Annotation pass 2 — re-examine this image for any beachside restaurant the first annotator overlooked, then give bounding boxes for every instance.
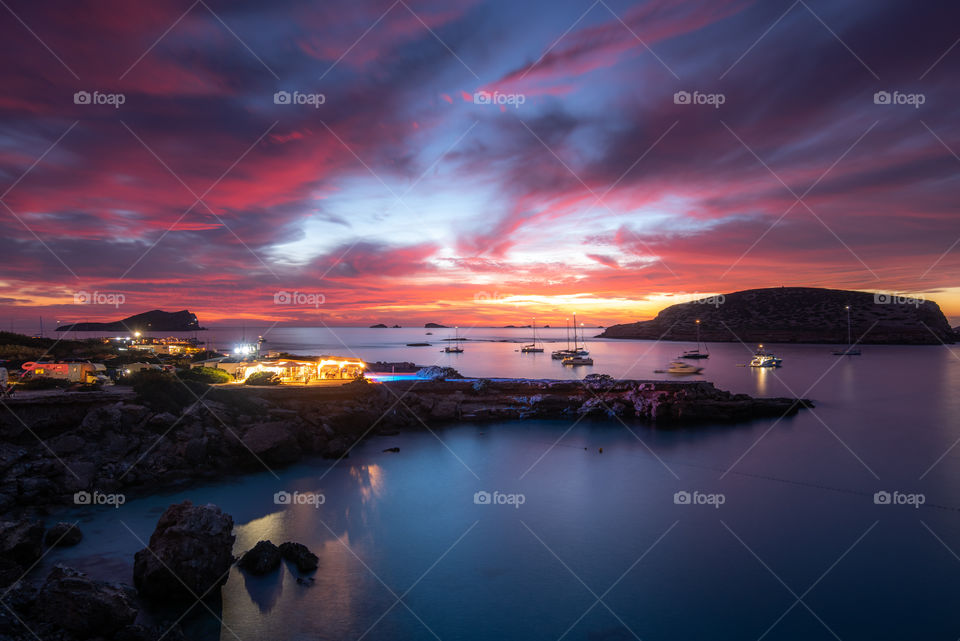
[200,356,365,384]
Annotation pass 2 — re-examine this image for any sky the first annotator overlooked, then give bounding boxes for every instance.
[1,0,959,328]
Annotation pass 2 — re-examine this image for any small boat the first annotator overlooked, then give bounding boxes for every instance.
[552,317,574,359]
[667,361,703,375]
[520,318,545,353]
[443,327,464,353]
[406,343,431,347]
[680,319,710,359]
[749,345,782,367]
[562,355,593,366]
[573,313,589,355]
[832,305,861,356]
[425,332,433,335]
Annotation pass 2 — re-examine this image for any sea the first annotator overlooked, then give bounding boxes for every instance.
[30,327,960,640]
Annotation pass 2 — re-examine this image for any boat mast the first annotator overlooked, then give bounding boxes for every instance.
[845,306,851,346]
[573,313,578,351]
[565,318,570,350]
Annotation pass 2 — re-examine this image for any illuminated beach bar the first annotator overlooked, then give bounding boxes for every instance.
[197,355,366,383]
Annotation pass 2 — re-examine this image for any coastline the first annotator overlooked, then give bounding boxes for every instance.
[0,378,811,520]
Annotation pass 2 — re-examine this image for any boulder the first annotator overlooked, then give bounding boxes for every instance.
[238,540,281,575]
[36,566,137,637]
[44,522,83,547]
[279,541,318,573]
[133,500,235,601]
[241,422,302,465]
[0,519,44,585]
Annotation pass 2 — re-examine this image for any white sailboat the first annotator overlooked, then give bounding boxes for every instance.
[552,317,574,359]
[521,318,544,353]
[443,326,464,353]
[679,319,710,359]
[832,306,861,356]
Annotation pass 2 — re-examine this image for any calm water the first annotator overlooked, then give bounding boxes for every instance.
[36,329,960,640]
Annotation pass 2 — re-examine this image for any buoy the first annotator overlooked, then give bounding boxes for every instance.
[599,447,603,453]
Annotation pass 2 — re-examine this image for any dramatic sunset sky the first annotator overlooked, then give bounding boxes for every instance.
[1,0,958,328]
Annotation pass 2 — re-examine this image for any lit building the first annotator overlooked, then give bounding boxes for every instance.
[196,356,365,383]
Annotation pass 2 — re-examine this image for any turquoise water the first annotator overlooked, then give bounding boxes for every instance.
[36,331,960,640]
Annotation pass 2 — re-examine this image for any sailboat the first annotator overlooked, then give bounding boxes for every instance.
[552,317,574,359]
[832,305,861,356]
[443,327,464,353]
[680,319,710,359]
[573,319,589,356]
[520,318,544,353]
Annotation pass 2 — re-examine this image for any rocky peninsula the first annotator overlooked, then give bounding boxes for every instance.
[599,287,955,344]
[0,376,810,519]
[56,309,204,333]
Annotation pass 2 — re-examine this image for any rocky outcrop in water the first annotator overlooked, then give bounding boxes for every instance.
[279,541,319,573]
[239,540,281,575]
[133,500,235,602]
[45,522,82,547]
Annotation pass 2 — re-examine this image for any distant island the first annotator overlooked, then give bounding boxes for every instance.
[424,323,449,328]
[57,309,204,332]
[598,287,955,345]
[370,323,388,328]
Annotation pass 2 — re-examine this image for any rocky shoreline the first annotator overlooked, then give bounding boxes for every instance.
[0,377,811,520]
[0,377,811,640]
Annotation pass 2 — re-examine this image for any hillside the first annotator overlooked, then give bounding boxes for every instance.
[56,309,203,332]
[598,288,954,345]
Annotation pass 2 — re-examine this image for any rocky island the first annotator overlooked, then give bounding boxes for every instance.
[599,287,954,344]
[57,310,204,333]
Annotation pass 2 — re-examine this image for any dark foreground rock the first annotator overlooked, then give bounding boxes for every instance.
[279,541,319,573]
[0,519,44,586]
[239,540,281,575]
[36,566,137,637]
[133,500,235,601]
[45,521,83,547]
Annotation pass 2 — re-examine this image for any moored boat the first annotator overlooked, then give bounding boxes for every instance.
[749,345,782,367]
